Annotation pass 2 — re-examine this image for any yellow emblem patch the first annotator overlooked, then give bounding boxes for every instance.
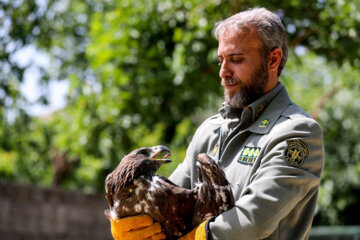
[211,143,218,156]
[284,139,309,166]
[256,102,268,118]
[238,146,261,165]
[259,118,270,128]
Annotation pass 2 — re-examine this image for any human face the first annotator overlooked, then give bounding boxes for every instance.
[217,28,269,108]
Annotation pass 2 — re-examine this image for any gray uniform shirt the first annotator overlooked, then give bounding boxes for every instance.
[169,83,324,240]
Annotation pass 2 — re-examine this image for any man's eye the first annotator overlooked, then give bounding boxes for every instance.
[217,61,223,66]
[231,58,243,63]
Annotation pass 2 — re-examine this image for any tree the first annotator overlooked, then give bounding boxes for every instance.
[1,0,360,225]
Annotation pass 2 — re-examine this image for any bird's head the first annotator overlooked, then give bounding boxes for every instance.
[106,145,172,190]
[131,145,172,177]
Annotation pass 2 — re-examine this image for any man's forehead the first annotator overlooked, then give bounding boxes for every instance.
[217,27,262,54]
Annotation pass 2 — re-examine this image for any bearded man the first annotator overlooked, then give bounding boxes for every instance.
[109,7,324,240]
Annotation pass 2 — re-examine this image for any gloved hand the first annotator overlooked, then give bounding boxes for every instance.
[110,214,166,240]
[178,220,209,240]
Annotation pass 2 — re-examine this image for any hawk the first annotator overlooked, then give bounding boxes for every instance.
[104,146,234,239]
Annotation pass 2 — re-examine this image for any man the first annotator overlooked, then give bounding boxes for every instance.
[110,7,324,240]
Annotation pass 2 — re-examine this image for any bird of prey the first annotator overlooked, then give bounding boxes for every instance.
[191,153,234,227]
[104,146,234,239]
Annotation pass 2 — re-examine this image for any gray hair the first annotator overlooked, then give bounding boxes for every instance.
[214,7,288,76]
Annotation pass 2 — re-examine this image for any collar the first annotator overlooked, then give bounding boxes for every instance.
[248,82,283,121]
[248,82,292,134]
[219,104,243,119]
[218,82,285,128]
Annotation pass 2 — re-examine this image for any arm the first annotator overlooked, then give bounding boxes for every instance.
[209,118,324,239]
[170,116,221,188]
[169,139,195,188]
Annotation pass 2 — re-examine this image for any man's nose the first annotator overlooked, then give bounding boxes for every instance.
[219,62,233,79]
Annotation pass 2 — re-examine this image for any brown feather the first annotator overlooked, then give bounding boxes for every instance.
[192,153,234,226]
[105,146,234,239]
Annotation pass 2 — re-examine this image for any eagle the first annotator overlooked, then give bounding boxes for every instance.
[104,146,234,239]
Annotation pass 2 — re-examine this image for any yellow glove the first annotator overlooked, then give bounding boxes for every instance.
[178,220,209,240]
[110,214,166,240]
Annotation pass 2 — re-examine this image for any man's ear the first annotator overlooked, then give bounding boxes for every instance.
[268,48,283,74]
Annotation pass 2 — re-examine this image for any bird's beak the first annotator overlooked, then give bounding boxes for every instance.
[150,145,172,164]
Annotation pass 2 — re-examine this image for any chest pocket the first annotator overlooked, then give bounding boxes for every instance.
[222,141,264,199]
[224,159,253,199]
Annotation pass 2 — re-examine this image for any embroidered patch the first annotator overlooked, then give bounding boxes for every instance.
[284,139,309,166]
[211,143,218,156]
[238,146,261,165]
[259,118,271,128]
[256,102,268,118]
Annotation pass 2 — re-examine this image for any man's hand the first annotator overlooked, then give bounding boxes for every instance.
[178,220,208,240]
[110,214,166,240]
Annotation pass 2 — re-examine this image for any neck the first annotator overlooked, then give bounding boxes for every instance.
[263,74,278,94]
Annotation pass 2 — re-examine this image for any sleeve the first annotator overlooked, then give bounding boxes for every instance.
[208,118,325,240]
[169,117,217,189]
[168,139,195,189]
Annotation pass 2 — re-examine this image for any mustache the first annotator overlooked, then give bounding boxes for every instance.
[221,78,241,87]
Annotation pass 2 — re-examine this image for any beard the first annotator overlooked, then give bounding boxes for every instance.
[224,60,269,109]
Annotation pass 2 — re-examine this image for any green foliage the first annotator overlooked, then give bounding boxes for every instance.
[282,50,360,225]
[281,51,332,112]
[316,75,360,225]
[1,0,360,225]
[86,0,223,130]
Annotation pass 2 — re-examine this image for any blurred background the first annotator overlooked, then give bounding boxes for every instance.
[1,0,360,239]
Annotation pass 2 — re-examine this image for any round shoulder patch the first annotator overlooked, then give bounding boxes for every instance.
[284,139,309,166]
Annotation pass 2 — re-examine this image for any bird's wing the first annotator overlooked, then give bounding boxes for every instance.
[150,175,198,237]
[192,154,234,225]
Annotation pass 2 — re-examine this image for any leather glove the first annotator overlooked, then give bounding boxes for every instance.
[110,214,166,240]
[178,219,209,240]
